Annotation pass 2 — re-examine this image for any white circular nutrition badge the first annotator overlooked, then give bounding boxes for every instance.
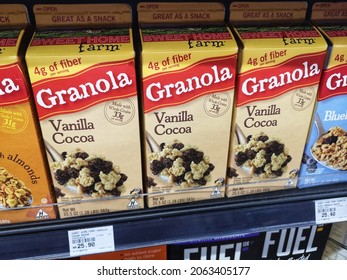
[204,91,231,118]
[104,99,135,125]
[291,86,315,111]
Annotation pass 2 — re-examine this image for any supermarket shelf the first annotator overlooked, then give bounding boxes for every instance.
[0,0,345,261]
[0,183,346,259]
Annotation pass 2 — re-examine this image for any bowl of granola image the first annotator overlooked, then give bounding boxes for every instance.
[233,126,292,178]
[311,126,347,171]
[146,134,215,188]
[0,167,33,209]
[49,148,128,198]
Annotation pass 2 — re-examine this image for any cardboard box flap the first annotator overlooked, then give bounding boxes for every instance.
[0,4,29,27]
[311,2,347,23]
[230,1,307,25]
[34,4,132,28]
[137,2,225,25]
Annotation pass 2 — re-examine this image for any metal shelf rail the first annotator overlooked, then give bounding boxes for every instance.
[0,183,346,259]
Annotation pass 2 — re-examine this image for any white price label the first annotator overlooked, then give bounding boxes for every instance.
[315,197,347,224]
[68,225,115,257]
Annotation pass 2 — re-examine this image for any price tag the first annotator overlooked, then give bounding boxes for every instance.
[68,225,115,257]
[315,197,347,224]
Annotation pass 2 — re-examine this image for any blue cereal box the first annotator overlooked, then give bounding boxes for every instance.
[298,3,347,188]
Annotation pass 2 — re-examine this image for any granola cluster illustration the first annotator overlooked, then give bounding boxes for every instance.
[51,149,128,198]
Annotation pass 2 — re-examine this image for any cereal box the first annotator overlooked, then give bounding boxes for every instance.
[138,2,238,207]
[167,224,331,260]
[226,2,328,197]
[25,4,144,218]
[0,5,56,223]
[260,224,332,260]
[81,245,167,260]
[167,232,263,260]
[298,2,347,188]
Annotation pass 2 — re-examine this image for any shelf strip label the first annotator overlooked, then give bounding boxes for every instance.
[68,225,115,257]
[315,197,347,224]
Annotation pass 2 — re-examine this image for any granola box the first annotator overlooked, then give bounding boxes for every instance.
[226,2,327,197]
[25,4,144,218]
[138,2,238,207]
[0,5,56,223]
[298,2,347,188]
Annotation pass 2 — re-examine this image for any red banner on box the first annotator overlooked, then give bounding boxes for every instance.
[236,52,326,106]
[318,64,347,101]
[32,60,137,120]
[143,55,237,113]
[0,63,29,106]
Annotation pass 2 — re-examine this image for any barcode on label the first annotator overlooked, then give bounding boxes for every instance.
[315,197,347,224]
[318,207,336,213]
[72,237,96,244]
[68,225,115,257]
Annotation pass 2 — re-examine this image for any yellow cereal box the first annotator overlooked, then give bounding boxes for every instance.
[0,5,56,224]
[226,2,328,196]
[138,2,238,207]
[25,4,144,218]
